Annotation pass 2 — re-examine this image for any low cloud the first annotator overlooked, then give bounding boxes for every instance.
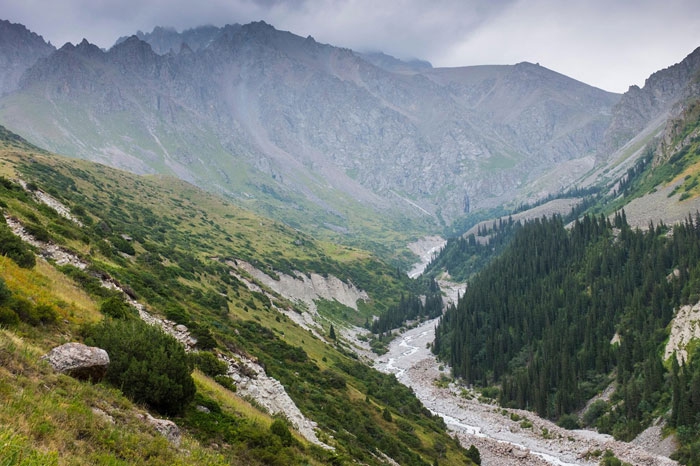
[2,0,699,92]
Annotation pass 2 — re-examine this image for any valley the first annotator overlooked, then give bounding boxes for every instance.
[1,12,700,466]
[375,318,677,466]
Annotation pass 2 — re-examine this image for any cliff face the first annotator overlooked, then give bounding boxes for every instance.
[0,19,54,96]
[1,21,619,231]
[601,46,700,160]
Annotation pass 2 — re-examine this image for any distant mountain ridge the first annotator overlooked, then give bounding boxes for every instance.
[600,46,700,160]
[0,20,626,238]
[0,19,54,96]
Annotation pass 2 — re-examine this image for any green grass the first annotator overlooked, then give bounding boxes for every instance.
[0,127,476,465]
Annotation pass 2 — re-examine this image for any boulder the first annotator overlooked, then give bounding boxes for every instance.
[41,342,109,381]
[139,413,181,446]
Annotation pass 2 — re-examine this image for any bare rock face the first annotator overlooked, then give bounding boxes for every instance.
[41,342,110,381]
[0,21,619,228]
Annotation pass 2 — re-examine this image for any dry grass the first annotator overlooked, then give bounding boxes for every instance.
[0,257,91,314]
[0,329,229,466]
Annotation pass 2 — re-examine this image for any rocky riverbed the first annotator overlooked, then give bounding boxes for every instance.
[373,318,677,466]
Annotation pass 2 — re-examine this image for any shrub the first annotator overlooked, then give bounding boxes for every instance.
[0,307,19,326]
[0,222,35,268]
[270,418,294,447]
[214,375,237,392]
[466,444,481,465]
[0,278,11,305]
[190,351,228,378]
[600,449,632,466]
[111,236,135,255]
[190,325,217,350]
[99,294,135,319]
[23,223,51,242]
[583,400,609,427]
[85,319,195,415]
[557,413,581,430]
[32,304,58,325]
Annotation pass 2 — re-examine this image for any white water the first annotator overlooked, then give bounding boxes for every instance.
[375,320,586,465]
[374,315,676,465]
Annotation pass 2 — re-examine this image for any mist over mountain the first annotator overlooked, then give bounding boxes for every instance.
[3,15,700,466]
[0,20,619,237]
[0,19,54,96]
[600,46,700,161]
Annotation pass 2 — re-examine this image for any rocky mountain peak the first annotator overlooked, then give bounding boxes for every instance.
[601,46,700,159]
[108,36,161,74]
[0,19,55,95]
[0,18,661,233]
[115,24,230,55]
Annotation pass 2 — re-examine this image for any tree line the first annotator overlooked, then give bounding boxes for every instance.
[433,212,700,453]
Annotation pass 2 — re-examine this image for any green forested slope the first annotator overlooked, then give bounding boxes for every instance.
[0,126,475,466]
[434,213,700,448]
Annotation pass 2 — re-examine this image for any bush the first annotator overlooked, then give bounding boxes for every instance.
[99,295,135,319]
[190,351,228,378]
[557,413,581,430]
[583,400,608,427]
[0,278,11,305]
[111,236,135,255]
[190,325,217,350]
[270,418,294,447]
[32,304,58,325]
[214,375,237,392]
[466,444,481,465]
[23,223,51,242]
[0,222,35,268]
[85,319,195,415]
[0,307,19,326]
[600,449,632,466]
[8,297,56,326]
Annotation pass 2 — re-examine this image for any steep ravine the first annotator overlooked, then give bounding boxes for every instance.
[371,240,678,465]
[374,319,677,466]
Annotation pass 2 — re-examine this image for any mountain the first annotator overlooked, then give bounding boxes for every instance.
[601,46,700,159]
[0,124,476,465]
[0,21,619,249]
[114,24,235,54]
[574,46,700,229]
[423,45,700,464]
[355,51,432,74]
[0,19,54,96]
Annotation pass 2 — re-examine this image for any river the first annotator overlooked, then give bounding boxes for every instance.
[371,238,678,465]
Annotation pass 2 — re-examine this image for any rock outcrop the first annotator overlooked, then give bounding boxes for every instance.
[665,300,700,363]
[139,412,182,446]
[42,342,110,381]
[220,353,332,449]
[1,21,619,228]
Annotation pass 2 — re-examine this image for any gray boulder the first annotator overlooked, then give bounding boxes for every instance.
[139,413,181,446]
[41,342,109,381]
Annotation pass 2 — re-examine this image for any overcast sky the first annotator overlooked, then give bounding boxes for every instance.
[3,0,700,93]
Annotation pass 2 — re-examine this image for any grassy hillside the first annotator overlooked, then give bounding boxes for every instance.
[0,126,476,465]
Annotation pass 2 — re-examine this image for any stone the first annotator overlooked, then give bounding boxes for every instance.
[140,413,181,446]
[41,342,109,381]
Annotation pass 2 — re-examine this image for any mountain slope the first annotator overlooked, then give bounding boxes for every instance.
[0,19,54,96]
[0,125,475,465]
[0,20,619,246]
[423,48,700,465]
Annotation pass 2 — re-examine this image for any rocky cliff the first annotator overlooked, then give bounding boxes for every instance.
[0,19,54,96]
[0,20,619,233]
[600,46,700,161]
